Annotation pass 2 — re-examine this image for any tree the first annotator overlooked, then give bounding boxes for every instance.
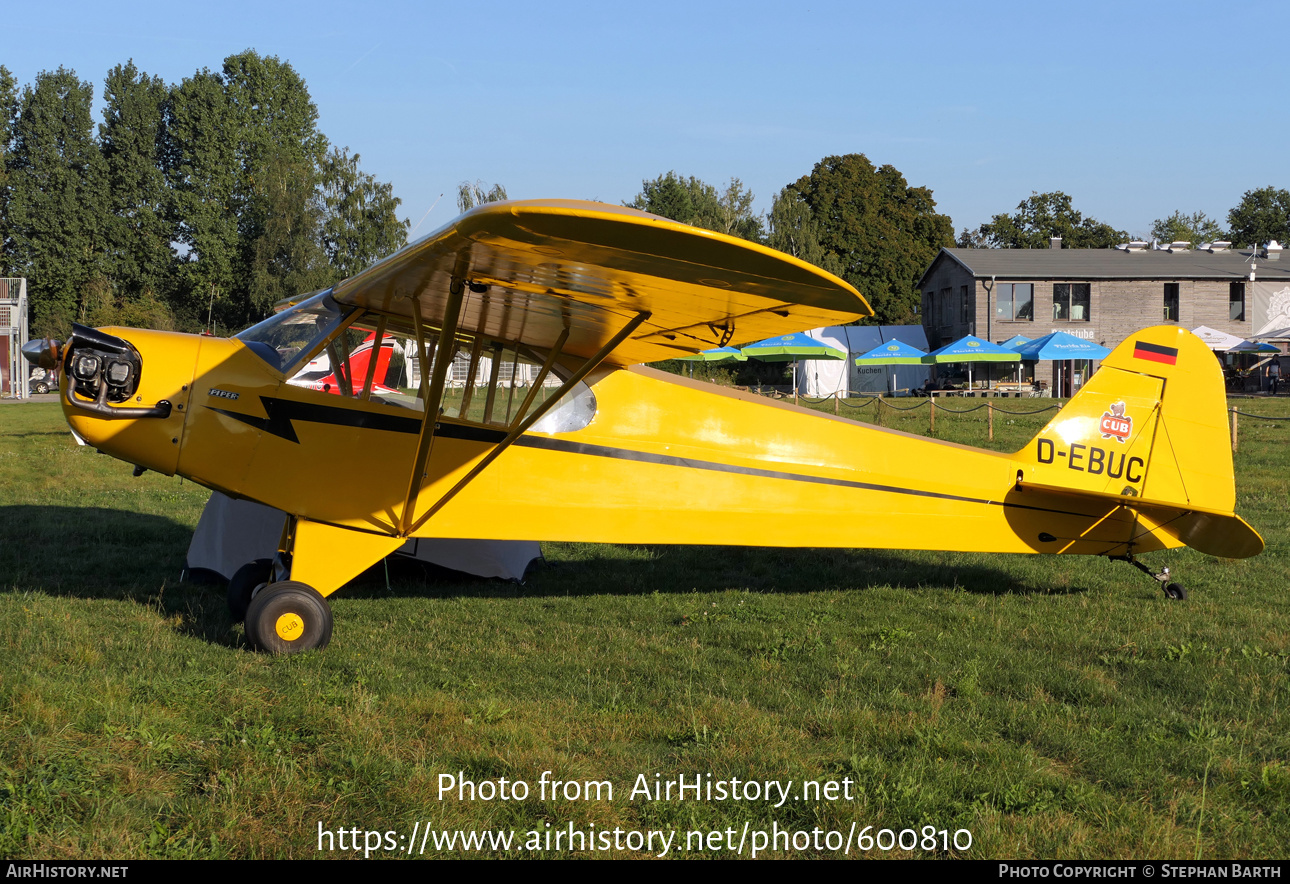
[457,180,507,213]
[319,147,408,278]
[6,67,109,336]
[1227,187,1290,248]
[965,191,1126,250]
[0,65,17,274]
[786,154,954,324]
[165,68,239,330]
[100,61,174,317]
[765,187,842,276]
[1149,210,1226,246]
[222,51,330,325]
[628,172,762,241]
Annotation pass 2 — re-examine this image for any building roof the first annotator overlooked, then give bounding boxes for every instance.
[920,247,1290,288]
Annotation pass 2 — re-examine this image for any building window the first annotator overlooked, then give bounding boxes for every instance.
[995,283,1033,321]
[1053,283,1090,321]
[1230,282,1246,321]
[960,285,971,323]
[1164,283,1180,322]
[940,287,953,326]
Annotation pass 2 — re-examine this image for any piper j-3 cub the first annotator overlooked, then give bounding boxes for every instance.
[24,200,1263,654]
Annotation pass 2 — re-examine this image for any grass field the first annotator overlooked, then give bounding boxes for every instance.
[1,394,1287,859]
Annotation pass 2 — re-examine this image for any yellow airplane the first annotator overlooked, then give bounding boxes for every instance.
[23,200,1263,654]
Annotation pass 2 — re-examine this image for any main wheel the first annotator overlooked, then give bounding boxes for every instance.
[227,558,273,622]
[244,581,333,654]
[1164,582,1188,600]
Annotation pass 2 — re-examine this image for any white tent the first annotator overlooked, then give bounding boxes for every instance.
[796,325,931,397]
[187,492,541,583]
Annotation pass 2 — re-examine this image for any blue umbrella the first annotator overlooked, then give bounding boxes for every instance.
[677,346,748,363]
[1012,332,1110,397]
[999,334,1032,350]
[741,332,846,396]
[854,339,928,365]
[855,339,928,393]
[1012,332,1110,362]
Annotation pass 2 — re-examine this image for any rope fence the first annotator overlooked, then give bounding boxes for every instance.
[787,392,1064,441]
[778,391,1285,451]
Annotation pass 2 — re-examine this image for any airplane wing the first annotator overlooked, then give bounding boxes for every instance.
[329,199,871,366]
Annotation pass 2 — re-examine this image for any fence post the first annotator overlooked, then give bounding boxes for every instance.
[988,400,994,442]
[1231,406,1238,453]
[835,391,840,415]
[929,397,936,434]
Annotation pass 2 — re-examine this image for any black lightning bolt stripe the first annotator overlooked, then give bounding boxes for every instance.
[208,397,423,443]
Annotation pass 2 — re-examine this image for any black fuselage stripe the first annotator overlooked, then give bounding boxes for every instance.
[211,404,1086,518]
[511,434,1084,516]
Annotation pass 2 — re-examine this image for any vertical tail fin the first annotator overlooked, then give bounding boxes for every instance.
[1012,326,1261,558]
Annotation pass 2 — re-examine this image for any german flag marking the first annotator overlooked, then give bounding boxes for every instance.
[1133,341,1178,365]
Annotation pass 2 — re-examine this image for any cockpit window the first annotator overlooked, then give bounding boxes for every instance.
[235,291,353,374]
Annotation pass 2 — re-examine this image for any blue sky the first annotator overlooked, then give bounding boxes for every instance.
[6,0,1286,240]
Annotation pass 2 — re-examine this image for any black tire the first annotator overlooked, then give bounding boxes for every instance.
[244,581,333,654]
[1164,582,1188,600]
[227,558,273,622]
[33,382,49,394]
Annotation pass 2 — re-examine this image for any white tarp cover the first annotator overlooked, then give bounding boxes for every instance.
[1253,282,1290,338]
[797,325,931,396]
[187,492,541,582]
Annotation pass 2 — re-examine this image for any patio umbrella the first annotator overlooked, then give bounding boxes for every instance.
[854,339,928,393]
[1012,332,1110,397]
[1190,326,1246,352]
[1229,340,1280,354]
[676,345,747,377]
[741,332,846,396]
[677,346,748,362]
[921,335,1019,390]
[999,334,1032,350]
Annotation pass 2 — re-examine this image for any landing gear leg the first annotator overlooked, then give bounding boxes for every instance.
[1110,554,1187,600]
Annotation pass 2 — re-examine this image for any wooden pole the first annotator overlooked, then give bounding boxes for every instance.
[834,391,840,415]
[1231,406,1238,453]
[930,397,936,434]
[988,400,994,442]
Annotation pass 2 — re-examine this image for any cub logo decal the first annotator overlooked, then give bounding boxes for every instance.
[1100,401,1131,443]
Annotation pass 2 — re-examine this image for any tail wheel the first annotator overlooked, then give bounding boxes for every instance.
[227,558,273,622]
[244,581,333,654]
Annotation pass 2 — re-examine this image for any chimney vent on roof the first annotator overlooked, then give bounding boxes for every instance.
[1167,241,1192,252]
[1265,240,1283,260]
[1204,241,1232,253]
[1050,237,1062,250]
[1117,241,1150,251]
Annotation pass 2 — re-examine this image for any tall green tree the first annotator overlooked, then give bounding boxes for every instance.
[320,147,408,278]
[0,65,18,275]
[456,180,508,213]
[222,50,330,325]
[962,191,1126,250]
[1227,187,1290,248]
[100,61,173,318]
[1148,210,1226,246]
[787,154,953,324]
[628,172,762,241]
[765,187,842,276]
[165,68,239,330]
[6,67,109,336]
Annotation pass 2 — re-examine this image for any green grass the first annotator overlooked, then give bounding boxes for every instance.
[1,396,1288,859]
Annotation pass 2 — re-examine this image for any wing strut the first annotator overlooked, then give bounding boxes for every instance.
[399,276,465,535]
[406,310,651,535]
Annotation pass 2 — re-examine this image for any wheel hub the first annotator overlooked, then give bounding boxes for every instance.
[275,612,305,641]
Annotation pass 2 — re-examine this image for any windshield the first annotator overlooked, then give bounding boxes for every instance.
[235,291,352,374]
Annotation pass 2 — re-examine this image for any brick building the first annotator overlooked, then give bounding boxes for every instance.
[917,241,1290,393]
